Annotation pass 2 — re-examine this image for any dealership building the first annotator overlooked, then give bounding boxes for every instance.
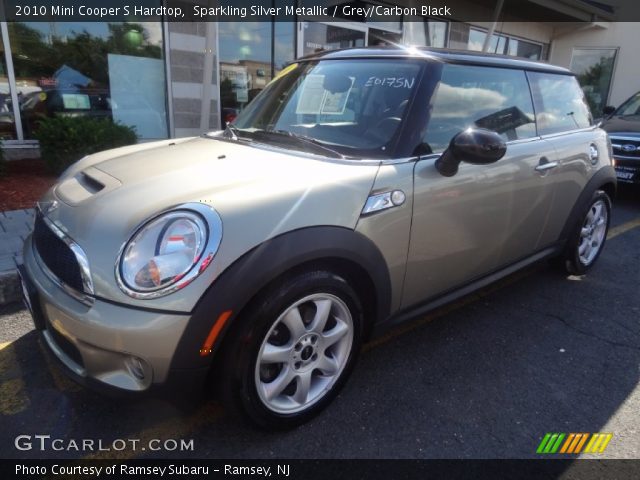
[0,0,635,155]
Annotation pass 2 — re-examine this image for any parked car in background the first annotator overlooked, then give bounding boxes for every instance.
[600,91,640,185]
[19,47,616,429]
[20,88,111,138]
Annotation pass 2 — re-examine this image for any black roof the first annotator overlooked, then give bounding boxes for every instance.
[299,46,571,75]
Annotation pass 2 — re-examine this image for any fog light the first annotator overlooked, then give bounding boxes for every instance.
[127,356,147,380]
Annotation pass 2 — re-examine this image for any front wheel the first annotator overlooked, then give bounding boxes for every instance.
[219,270,363,429]
[562,190,611,275]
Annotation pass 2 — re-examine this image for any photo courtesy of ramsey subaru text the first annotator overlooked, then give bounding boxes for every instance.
[18,47,616,429]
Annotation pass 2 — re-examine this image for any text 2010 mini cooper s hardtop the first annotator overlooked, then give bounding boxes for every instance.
[19,47,616,428]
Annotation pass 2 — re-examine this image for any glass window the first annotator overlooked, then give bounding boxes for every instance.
[219,22,274,124]
[616,92,640,116]
[423,64,537,153]
[231,59,422,158]
[570,48,617,116]
[529,72,593,135]
[8,21,168,140]
[448,24,543,60]
[404,19,447,48]
[468,28,507,55]
[0,32,17,140]
[219,19,295,126]
[301,22,365,57]
[274,22,295,74]
[508,38,543,60]
[448,22,470,50]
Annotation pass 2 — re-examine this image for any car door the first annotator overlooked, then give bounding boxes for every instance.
[401,64,556,308]
[526,71,599,245]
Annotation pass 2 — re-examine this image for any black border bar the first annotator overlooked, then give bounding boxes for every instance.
[1,0,640,22]
[2,459,640,480]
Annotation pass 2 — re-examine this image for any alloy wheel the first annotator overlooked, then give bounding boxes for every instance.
[254,293,354,414]
[578,199,608,266]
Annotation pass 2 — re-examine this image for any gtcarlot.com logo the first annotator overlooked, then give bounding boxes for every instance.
[536,432,613,454]
[14,435,194,452]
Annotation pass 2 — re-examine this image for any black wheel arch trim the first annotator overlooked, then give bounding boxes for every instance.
[169,226,392,371]
[558,165,617,244]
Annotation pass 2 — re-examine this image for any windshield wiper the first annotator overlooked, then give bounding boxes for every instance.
[223,123,243,141]
[261,129,345,159]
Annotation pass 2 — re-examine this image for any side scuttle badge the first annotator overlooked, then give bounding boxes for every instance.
[362,190,406,216]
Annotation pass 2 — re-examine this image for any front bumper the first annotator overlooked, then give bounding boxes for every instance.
[20,235,206,396]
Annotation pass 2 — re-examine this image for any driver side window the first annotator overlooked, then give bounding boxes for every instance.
[424,64,537,153]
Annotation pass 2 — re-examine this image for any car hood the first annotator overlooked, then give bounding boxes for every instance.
[601,115,640,135]
[39,136,381,310]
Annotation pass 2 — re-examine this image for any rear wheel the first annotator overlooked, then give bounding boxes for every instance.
[562,190,611,275]
[219,270,363,429]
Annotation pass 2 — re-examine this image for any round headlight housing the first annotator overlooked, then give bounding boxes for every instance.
[118,210,212,297]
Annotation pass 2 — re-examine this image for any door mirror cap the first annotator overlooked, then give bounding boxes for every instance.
[435,128,507,177]
[602,105,616,117]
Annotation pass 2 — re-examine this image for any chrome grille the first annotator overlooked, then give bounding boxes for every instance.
[610,137,640,159]
[33,213,85,292]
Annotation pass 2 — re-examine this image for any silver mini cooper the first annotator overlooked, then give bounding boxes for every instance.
[19,47,616,429]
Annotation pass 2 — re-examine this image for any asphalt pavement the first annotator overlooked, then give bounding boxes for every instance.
[1,187,639,460]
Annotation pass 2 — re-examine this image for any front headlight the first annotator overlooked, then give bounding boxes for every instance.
[117,204,222,299]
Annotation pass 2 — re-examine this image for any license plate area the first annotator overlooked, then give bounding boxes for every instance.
[616,171,635,180]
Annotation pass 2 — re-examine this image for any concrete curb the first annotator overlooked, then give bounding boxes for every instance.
[0,208,34,306]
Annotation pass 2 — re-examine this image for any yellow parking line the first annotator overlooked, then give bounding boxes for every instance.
[608,217,640,240]
[0,342,11,350]
[0,343,30,415]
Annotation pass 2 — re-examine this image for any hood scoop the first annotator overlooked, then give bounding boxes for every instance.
[55,167,121,206]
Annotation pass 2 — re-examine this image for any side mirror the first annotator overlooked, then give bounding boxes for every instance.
[602,105,616,117]
[435,128,507,177]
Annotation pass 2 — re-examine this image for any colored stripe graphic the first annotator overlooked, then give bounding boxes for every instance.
[538,433,613,454]
[537,433,566,454]
[573,433,589,454]
[550,434,565,453]
[559,433,575,453]
[537,433,552,454]
[584,433,613,454]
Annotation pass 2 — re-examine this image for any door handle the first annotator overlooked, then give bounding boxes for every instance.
[535,158,558,172]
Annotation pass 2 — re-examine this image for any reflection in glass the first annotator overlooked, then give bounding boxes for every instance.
[615,92,640,116]
[219,18,296,126]
[301,22,365,57]
[570,48,617,115]
[8,21,168,140]
[469,29,507,54]
[404,20,447,48]
[424,64,537,152]
[232,59,422,158]
[0,33,17,140]
[529,72,593,135]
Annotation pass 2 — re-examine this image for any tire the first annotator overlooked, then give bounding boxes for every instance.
[218,270,363,429]
[562,189,611,275]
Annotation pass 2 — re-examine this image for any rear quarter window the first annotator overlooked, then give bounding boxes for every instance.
[528,72,593,136]
[423,64,537,153]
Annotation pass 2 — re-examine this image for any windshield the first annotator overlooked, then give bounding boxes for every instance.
[231,59,423,159]
[616,92,640,116]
